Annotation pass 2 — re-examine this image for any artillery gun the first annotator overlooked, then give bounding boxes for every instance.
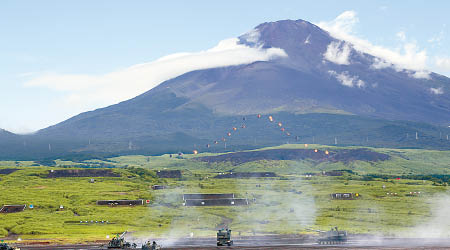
[317,227,347,244]
[216,228,233,246]
[107,231,137,249]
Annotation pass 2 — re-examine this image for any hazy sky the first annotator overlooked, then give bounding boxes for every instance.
[1,0,449,133]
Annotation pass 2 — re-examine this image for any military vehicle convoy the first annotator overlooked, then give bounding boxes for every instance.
[317,227,347,244]
[105,232,160,250]
[216,228,233,246]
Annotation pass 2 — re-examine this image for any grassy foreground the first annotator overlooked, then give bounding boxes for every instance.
[0,144,449,243]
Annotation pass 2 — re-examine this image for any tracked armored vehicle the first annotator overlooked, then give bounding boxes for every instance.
[317,227,347,244]
[217,228,233,246]
[107,232,137,249]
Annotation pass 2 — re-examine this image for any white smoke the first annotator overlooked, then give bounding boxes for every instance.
[408,194,450,238]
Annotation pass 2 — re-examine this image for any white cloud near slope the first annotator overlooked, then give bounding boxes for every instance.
[323,41,351,65]
[317,11,430,78]
[328,70,365,88]
[25,38,287,113]
[430,87,444,95]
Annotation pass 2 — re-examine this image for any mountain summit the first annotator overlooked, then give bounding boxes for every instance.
[153,19,449,124]
[2,19,450,158]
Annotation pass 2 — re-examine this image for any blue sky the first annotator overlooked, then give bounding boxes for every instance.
[1,0,449,133]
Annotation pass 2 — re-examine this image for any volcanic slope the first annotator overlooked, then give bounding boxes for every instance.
[2,19,450,158]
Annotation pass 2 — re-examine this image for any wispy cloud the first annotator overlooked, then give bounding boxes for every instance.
[435,57,450,71]
[328,70,365,88]
[24,38,287,118]
[323,41,351,65]
[428,29,445,46]
[396,31,406,41]
[317,11,430,79]
[430,87,444,95]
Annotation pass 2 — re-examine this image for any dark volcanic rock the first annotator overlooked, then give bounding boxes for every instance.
[196,148,390,165]
[214,172,277,178]
[0,168,20,175]
[156,170,182,178]
[47,169,120,178]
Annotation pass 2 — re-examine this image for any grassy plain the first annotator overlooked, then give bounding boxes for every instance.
[0,144,449,243]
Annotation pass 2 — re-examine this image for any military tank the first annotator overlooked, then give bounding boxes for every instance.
[317,227,347,244]
[217,228,233,246]
[0,242,19,250]
[106,232,137,249]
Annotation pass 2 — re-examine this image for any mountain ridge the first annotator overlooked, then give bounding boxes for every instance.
[1,19,449,159]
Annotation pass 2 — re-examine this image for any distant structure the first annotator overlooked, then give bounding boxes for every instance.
[151,185,166,190]
[182,193,248,206]
[96,200,144,206]
[1,205,26,213]
[330,193,360,200]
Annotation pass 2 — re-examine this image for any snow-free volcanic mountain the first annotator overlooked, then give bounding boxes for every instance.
[2,19,450,159]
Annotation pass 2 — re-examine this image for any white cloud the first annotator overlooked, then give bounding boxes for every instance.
[328,70,365,88]
[430,87,444,95]
[323,41,351,65]
[24,38,287,118]
[317,11,430,79]
[428,30,445,45]
[436,57,450,71]
[371,58,393,69]
[240,29,261,45]
[410,70,431,79]
[396,31,406,41]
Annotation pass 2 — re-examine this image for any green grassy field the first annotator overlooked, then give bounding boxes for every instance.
[0,144,449,243]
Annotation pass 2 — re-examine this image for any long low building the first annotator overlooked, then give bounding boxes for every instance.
[183,193,234,200]
[0,205,26,213]
[183,198,248,206]
[96,200,144,206]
